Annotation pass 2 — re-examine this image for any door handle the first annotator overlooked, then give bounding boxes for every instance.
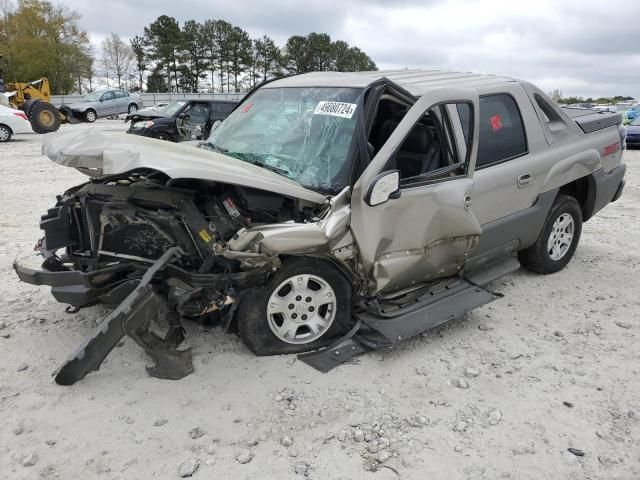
[517,173,533,188]
[463,195,472,210]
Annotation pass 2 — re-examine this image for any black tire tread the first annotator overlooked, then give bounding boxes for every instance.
[237,257,353,355]
[28,102,61,134]
[518,194,582,274]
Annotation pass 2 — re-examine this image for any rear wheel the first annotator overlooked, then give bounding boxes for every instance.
[518,194,582,274]
[84,109,97,123]
[28,102,61,133]
[128,103,138,114]
[237,258,353,355]
[0,124,12,142]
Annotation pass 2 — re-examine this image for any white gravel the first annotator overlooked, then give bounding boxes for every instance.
[0,121,639,479]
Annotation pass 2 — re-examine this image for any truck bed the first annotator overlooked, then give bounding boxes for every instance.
[562,107,622,134]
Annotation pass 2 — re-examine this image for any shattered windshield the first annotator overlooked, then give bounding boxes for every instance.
[206,87,363,193]
[160,101,187,116]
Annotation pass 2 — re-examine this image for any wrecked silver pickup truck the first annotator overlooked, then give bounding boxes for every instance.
[14,70,626,385]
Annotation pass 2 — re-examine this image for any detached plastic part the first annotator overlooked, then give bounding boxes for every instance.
[53,247,193,385]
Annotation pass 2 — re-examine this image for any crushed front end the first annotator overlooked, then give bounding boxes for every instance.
[14,168,320,384]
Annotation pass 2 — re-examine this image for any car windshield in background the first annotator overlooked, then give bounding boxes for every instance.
[206,87,363,194]
[82,92,104,102]
[160,101,187,116]
[630,117,640,126]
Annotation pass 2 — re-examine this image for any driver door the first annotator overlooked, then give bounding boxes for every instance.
[99,91,117,116]
[351,88,481,294]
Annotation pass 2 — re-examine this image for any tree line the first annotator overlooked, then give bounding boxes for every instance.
[549,89,635,105]
[0,0,93,94]
[0,0,377,94]
[106,16,377,93]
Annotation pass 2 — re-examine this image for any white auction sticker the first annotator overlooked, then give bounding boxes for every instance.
[314,101,357,119]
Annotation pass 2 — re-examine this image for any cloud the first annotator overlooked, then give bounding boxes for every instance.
[58,0,640,98]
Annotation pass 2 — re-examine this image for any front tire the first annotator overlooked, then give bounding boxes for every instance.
[84,109,97,123]
[519,194,582,274]
[28,102,61,133]
[237,258,353,355]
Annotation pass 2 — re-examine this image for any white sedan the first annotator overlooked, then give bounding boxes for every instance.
[0,104,32,142]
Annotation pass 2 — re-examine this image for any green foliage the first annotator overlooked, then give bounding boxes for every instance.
[0,0,93,94]
[139,16,377,93]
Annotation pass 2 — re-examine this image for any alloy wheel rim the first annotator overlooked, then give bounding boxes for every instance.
[0,127,9,140]
[267,274,337,344]
[547,213,575,261]
[86,111,96,121]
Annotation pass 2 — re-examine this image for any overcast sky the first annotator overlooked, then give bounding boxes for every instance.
[59,0,640,99]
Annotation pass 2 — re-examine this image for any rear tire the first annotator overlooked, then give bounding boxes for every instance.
[518,194,582,274]
[84,109,97,123]
[128,103,138,114]
[0,124,12,142]
[237,257,353,355]
[28,102,61,133]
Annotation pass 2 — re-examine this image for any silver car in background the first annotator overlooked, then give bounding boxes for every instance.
[60,89,143,123]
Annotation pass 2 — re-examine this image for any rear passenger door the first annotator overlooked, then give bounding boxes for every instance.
[114,91,129,114]
[464,87,544,225]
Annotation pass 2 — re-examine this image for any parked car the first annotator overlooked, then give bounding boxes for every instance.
[0,104,32,141]
[61,89,143,123]
[16,70,626,385]
[625,117,640,148]
[125,99,237,142]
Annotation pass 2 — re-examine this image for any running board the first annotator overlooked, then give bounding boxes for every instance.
[357,279,499,343]
[299,257,518,372]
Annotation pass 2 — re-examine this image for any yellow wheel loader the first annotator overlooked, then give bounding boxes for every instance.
[3,77,82,133]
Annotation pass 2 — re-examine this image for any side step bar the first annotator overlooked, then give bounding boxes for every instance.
[299,256,519,372]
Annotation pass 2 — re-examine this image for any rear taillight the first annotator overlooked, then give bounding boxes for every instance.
[13,111,28,120]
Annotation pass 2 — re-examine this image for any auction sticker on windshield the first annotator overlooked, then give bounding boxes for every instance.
[314,101,357,119]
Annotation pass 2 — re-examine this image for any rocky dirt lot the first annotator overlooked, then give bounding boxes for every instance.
[0,121,638,480]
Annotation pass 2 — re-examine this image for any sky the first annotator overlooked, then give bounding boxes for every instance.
[58,0,640,99]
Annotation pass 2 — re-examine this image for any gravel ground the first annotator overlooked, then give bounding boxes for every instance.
[1,121,638,480]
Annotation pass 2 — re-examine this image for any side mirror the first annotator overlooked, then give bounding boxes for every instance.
[178,112,190,120]
[366,170,400,206]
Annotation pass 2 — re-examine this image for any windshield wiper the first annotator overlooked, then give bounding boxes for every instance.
[204,143,228,154]
[225,152,291,177]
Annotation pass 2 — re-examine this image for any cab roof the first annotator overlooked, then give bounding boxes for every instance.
[265,69,518,97]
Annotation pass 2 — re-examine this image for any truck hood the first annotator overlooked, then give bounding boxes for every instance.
[126,107,170,122]
[41,129,327,204]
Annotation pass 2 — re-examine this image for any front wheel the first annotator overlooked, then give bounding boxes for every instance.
[518,194,583,274]
[237,258,353,355]
[84,109,97,123]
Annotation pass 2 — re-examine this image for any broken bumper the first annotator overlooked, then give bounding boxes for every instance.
[14,254,272,308]
[13,255,138,306]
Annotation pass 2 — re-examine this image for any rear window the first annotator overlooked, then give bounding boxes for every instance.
[475,94,527,168]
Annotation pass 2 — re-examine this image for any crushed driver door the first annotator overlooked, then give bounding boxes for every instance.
[351,88,482,294]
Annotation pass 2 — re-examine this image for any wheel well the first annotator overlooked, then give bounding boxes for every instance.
[128,102,137,108]
[558,175,597,221]
[0,123,13,134]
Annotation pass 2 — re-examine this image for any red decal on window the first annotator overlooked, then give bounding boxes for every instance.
[241,102,254,113]
[490,115,502,131]
[603,143,620,156]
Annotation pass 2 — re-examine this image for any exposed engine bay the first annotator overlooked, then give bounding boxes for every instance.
[24,168,358,384]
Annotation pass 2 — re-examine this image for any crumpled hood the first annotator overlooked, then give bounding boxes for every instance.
[42,129,327,204]
[126,107,169,122]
